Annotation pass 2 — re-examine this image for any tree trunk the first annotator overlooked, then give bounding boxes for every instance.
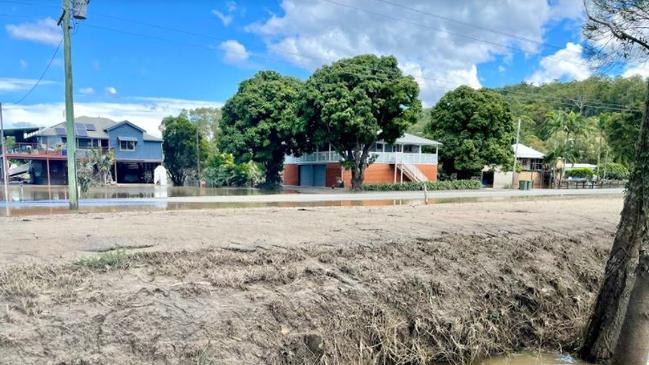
[611,253,649,365]
[350,145,370,191]
[351,162,366,191]
[581,78,649,363]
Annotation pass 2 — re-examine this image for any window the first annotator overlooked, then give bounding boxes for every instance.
[120,140,136,151]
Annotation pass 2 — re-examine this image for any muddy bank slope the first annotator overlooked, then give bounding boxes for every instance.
[0,228,610,364]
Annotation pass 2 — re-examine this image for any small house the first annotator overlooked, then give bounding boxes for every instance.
[283,133,441,188]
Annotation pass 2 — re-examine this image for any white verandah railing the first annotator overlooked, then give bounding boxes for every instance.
[285,151,438,165]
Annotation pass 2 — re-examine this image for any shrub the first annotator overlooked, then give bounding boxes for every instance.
[565,168,594,179]
[203,153,261,187]
[360,179,482,191]
[597,162,629,180]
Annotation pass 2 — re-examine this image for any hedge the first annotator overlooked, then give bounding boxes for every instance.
[565,167,594,179]
[598,162,629,180]
[360,180,482,191]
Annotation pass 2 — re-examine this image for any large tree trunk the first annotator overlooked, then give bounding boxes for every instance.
[581,78,649,364]
[350,145,370,191]
[611,254,649,365]
[350,162,366,191]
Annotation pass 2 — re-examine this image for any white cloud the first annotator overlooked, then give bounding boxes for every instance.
[79,87,95,95]
[105,87,118,97]
[19,59,28,69]
[0,77,54,92]
[212,10,233,26]
[622,63,649,78]
[2,97,223,138]
[246,0,581,105]
[5,17,62,46]
[498,65,506,72]
[526,42,591,85]
[219,40,249,64]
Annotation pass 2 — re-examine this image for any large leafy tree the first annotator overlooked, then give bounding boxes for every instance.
[219,71,303,187]
[605,110,643,166]
[300,54,421,190]
[427,86,514,178]
[162,115,208,186]
[579,1,649,364]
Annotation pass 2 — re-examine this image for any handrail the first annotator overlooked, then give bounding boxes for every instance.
[285,151,438,165]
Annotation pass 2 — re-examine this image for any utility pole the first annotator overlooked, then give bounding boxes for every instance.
[511,118,521,188]
[0,103,9,204]
[60,0,78,209]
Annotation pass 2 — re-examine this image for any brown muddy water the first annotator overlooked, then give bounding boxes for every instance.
[0,184,619,217]
[475,352,591,364]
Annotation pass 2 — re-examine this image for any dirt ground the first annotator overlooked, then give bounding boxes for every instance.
[0,196,623,364]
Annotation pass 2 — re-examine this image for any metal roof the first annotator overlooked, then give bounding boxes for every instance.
[391,133,441,146]
[512,143,544,159]
[28,116,161,142]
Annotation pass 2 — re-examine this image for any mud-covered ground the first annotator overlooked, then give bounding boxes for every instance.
[0,197,622,364]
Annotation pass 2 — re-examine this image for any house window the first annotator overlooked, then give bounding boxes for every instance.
[120,140,136,151]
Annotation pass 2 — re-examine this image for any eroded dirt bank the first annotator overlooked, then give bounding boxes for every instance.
[0,220,613,364]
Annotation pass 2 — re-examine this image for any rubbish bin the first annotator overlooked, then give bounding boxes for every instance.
[519,180,527,190]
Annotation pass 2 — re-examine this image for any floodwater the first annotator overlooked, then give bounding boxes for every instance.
[475,352,591,364]
[0,184,621,217]
[0,184,282,201]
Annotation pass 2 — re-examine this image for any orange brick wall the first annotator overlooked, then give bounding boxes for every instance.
[325,163,341,187]
[415,164,438,182]
[283,164,299,186]
[286,162,438,188]
[514,171,543,188]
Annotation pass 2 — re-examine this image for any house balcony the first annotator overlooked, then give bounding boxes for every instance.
[285,151,438,165]
[4,142,112,160]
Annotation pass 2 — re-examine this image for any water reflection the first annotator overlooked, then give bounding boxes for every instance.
[0,184,287,202]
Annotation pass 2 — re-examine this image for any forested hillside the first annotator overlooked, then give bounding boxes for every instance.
[411,76,645,168]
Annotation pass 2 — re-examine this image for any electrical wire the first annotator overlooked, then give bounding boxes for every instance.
[368,0,565,51]
[11,39,62,105]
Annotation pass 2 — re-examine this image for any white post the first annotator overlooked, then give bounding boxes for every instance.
[400,145,404,184]
[0,103,9,205]
[511,118,521,189]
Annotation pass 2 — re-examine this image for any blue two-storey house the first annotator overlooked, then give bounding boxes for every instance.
[13,116,163,184]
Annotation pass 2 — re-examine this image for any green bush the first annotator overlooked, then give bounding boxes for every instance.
[360,179,482,191]
[565,167,594,179]
[203,153,261,187]
[597,162,629,180]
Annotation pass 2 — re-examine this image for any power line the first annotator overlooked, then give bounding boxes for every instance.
[318,0,518,53]
[12,39,62,105]
[369,0,564,51]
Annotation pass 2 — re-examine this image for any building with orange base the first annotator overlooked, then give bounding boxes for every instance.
[283,133,441,188]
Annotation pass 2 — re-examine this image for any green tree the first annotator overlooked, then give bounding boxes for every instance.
[162,115,208,185]
[300,54,421,190]
[219,71,303,187]
[604,111,642,166]
[88,148,115,185]
[427,86,514,178]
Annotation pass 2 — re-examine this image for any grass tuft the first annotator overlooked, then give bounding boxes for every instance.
[74,249,130,271]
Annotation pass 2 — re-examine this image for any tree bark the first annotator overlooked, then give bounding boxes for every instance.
[581,78,649,363]
[611,253,649,365]
[352,146,369,191]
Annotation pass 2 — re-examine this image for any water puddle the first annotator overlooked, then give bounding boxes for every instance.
[475,352,591,364]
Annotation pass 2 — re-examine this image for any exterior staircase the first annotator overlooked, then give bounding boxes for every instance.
[396,163,429,182]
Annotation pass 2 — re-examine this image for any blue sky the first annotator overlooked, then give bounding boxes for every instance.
[0,0,644,135]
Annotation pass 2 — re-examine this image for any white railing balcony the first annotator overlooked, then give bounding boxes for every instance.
[285,151,438,165]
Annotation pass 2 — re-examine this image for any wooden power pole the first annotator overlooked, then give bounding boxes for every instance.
[61,0,79,209]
